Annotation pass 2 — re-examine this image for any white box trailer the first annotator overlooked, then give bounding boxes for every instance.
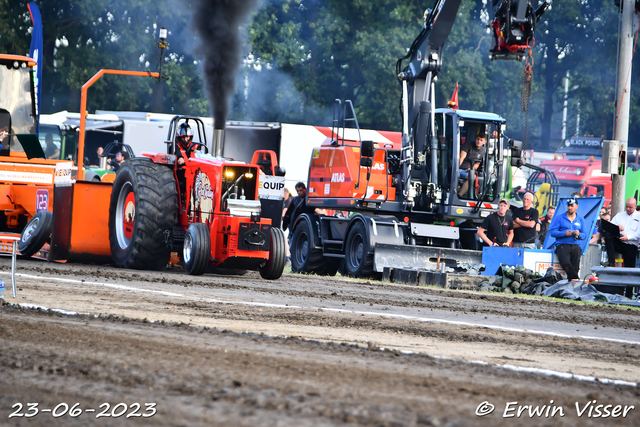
[42,110,403,194]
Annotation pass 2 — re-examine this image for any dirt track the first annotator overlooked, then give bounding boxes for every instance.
[1,258,639,426]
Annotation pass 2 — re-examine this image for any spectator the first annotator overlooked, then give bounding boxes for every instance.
[604,197,640,268]
[538,205,555,248]
[44,133,60,159]
[590,212,610,245]
[477,198,514,247]
[548,197,587,281]
[512,192,539,248]
[282,182,310,232]
[282,182,325,233]
[109,151,125,172]
[91,146,104,167]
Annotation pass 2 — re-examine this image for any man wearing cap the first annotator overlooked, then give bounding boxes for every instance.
[604,197,640,268]
[548,197,587,281]
[512,192,539,249]
[458,129,486,197]
[477,198,514,247]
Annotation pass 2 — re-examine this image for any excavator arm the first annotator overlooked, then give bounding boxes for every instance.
[396,0,549,213]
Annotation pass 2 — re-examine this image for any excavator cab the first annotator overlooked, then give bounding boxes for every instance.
[429,109,507,220]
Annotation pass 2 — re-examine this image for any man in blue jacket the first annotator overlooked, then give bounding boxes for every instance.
[548,197,587,281]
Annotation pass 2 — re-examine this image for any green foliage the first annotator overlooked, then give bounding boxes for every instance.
[247,0,419,128]
[0,0,638,150]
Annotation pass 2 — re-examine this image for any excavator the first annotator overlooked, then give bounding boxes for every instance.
[288,0,550,278]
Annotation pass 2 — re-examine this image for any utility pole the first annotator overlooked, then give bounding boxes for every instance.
[561,71,569,142]
[612,0,636,216]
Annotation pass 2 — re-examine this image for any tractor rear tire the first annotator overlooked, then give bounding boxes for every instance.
[109,158,178,270]
[18,210,53,258]
[259,227,286,280]
[183,223,210,276]
[344,221,376,278]
[290,219,333,275]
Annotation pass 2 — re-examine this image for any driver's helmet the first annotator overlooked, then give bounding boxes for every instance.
[176,123,194,149]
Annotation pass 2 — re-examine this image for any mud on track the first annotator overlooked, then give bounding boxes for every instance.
[0,258,639,426]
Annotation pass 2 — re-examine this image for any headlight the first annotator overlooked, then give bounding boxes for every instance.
[224,170,234,179]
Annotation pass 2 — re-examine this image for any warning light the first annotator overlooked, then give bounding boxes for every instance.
[403,217,409,223]
[450,221,455,227]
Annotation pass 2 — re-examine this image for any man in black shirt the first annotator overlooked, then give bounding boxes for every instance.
[458,129,487,197]
[477,198,514,247]
[282,182,311,232]
[512,192,539,248]
[109,151,125,172]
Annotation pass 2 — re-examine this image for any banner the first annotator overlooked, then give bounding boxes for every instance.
[28,2,43,132]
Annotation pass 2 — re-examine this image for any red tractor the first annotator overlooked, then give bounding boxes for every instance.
[108,116,286,279]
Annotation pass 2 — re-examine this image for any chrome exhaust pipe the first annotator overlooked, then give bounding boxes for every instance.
[213,128,224,158]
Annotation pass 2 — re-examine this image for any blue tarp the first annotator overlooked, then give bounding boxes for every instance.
[542,197,604,254]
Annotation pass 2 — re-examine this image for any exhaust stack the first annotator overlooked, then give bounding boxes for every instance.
[213,127,224,158]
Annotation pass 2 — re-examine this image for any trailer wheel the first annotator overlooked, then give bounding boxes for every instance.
[290,220,329,274]
[18,210,53,258]
[109,158,178,270]
[259,227,286,280]
[183,223,210,276]
[344,221,375,278]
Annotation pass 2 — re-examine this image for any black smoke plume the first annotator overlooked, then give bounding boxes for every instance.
[193,0,260,129]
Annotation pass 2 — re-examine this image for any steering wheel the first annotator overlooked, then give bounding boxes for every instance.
[191,142,208,153]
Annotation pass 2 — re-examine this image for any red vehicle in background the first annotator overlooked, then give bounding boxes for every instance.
[530,136,640,207]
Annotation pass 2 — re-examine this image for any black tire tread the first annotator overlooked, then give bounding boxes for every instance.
[290,219,334,275]
[259,227,286,280]
[345,221,375,278]
[18,210,53,258]
[184,223,210,275]
[109,158,178,270]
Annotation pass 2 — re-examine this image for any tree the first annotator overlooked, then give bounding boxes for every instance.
[1,0,203,115]
[533,0,620,150]
[247,0,423,128]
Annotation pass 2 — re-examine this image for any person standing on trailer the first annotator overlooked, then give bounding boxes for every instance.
[477,198,514,247]
[512,192,539,249]
[548,197,587,281]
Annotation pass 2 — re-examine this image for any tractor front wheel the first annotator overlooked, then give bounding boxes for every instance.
[183,223,210,275]
[259,227,286,280]
[109,158,178,270]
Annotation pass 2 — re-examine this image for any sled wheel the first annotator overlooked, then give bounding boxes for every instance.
[18,210,53,258]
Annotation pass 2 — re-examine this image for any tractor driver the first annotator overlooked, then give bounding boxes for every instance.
[458,129,486,198]
[176,123,194,166]
[175,123,194,206]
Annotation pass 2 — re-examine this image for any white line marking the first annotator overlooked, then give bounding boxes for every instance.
[7,272,640,345]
